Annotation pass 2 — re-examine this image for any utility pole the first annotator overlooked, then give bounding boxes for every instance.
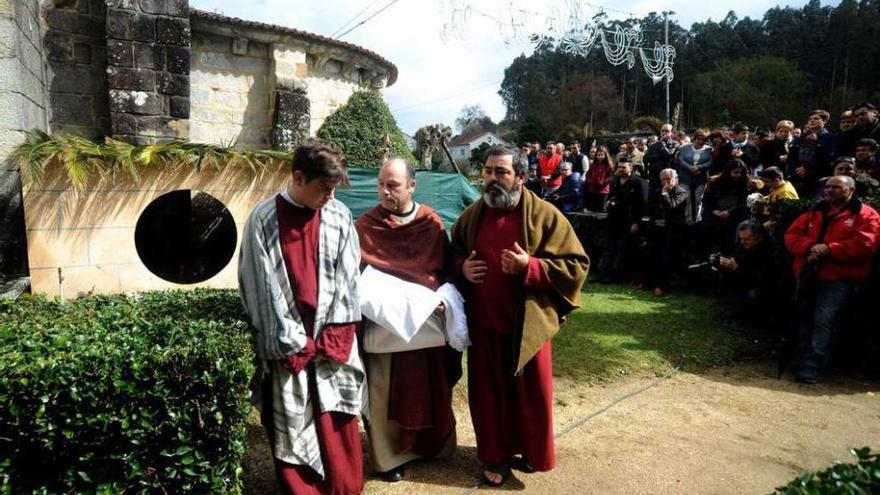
[664,11,670,124]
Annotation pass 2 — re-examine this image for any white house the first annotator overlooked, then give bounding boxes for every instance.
[447,130,507,162]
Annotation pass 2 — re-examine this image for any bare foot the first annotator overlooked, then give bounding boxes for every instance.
[484,469,502,485]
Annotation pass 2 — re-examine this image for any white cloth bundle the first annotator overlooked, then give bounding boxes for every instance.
[358,266,470,353]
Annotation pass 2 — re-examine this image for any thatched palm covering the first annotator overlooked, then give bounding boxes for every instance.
[11,130,292,188]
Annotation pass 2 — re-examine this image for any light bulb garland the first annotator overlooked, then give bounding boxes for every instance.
[440,0,675,83]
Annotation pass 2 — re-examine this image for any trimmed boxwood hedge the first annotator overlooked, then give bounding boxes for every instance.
[0,289,253,494]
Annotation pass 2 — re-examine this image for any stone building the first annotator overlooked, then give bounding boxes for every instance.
[0,0,397,297]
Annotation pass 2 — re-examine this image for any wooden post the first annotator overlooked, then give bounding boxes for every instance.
[440,138,464,176]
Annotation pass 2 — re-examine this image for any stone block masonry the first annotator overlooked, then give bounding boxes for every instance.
[0,0,48,281]
[189,30,272,147]
[105,0,191,144]
[43,0,109,138]
[24,161,291,297]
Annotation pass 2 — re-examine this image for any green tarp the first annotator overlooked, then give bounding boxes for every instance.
[335,167,481,228]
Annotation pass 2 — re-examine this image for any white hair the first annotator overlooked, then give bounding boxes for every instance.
[659,168,678,179]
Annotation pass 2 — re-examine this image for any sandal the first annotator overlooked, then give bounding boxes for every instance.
[482,463,512,487]
[510,456,535,474]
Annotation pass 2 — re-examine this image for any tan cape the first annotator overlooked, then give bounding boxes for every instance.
[450,188,590,374]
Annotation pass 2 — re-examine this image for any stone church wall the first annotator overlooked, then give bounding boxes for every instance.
[189,30,273,147]
[0,0,47,283]
[43,0,109,139]
[4,0,397,297]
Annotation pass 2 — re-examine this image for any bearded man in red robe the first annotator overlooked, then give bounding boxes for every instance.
[451,145,589,487]
[355,157,461,482]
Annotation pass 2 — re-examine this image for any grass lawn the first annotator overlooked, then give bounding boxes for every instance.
[552,283,766,383]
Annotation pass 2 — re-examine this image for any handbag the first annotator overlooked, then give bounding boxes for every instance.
[362,312,446,354]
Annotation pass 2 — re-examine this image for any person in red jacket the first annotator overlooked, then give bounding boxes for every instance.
[784,175,880,383]
[538,143,563,195]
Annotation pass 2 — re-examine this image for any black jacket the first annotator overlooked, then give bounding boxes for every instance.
[644,139,680,189]
[722,141,760,172]
[836,119,880,158]
[729,241,781,292]
[655,184,689,227]
[788,129,833,180]
[759,138,792,170]
[607,174,648,226]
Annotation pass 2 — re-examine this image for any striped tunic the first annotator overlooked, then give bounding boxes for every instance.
[238,194,365,478]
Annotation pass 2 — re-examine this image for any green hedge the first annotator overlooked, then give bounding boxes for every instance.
[317,90,415,166]
[769,191,880,236]
[0,289,254,494]
[771,447,880,494]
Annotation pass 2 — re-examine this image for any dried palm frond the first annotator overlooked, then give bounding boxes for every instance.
[10,130,297,187]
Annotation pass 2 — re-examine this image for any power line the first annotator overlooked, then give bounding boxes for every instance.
[390,79,504,114]
[335,0,404,40]
[329,0,385,38]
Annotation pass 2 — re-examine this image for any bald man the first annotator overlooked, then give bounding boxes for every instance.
[355,158,461,482]
[785,175,880,383]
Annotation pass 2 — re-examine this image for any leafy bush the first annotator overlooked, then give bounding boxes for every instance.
[631,116,663,134]
[317,90,415,166]
[771,447,880,494]
[0,289,254,494]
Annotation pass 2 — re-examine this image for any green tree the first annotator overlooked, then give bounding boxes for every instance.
[455,105,497,133]
[317,90,414,166]
[469,142,492,168]
[498,0,880,131]
[691,57,810,128]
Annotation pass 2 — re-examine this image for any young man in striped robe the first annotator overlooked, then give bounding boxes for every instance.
[238,138,365,495]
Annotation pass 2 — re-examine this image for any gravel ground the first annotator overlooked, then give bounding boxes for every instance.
[243,362,880,494]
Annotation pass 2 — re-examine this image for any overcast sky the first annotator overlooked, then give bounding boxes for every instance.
[189,0,834,136]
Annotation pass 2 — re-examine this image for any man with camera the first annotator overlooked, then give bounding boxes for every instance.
[784,175,880,383]
[715,220,781,324]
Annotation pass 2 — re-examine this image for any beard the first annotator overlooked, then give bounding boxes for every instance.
[482,180,522,210]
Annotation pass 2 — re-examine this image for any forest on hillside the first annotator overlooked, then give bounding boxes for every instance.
[499,0,880,141]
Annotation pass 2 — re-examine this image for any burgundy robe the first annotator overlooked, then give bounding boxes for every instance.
[467,203,556,471]
[356,205,461,458]
[261,194,362,495]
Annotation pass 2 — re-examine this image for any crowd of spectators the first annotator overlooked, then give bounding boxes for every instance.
[521,102,880,384]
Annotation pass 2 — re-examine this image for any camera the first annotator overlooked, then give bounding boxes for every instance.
[688,252,722,272]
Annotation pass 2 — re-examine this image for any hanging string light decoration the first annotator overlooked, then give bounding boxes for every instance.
[600,26,639,68]
[640,41,676,83]
[439,0,676,83]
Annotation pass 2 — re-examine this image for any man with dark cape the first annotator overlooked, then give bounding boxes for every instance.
[238,139,365,495]
[451,146,590,486]
[355,157,461,482]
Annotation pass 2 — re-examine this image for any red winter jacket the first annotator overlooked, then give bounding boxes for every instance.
[785,198,880,283]
[539,153,562,188]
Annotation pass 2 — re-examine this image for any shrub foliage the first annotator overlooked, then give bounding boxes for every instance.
[0,289,253,494]
[771,447,880,495]
[317,90,415,166]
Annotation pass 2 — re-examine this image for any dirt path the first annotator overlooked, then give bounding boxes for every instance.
[243,362,880,494]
